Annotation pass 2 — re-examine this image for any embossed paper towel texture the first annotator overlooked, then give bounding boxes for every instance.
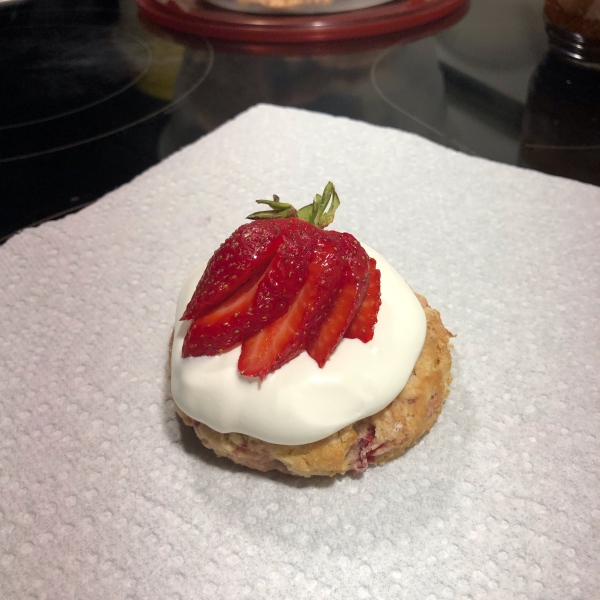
[1,105,599,600]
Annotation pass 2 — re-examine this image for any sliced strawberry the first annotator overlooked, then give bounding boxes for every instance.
[345,258,381,343]
[298,241,345,345]
[306,232,370,367]
[181,221,285,321]
[179,182,383,375]
[182,269,264,358]
[238,239,344,380]
[252,220,315,321]
[182,220,316,357]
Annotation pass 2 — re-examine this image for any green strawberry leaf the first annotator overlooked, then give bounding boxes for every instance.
[247,183,340,229]
[247,196,298,220]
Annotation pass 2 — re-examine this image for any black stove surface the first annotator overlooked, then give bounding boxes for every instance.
[1,0,597,242]
[1,2,211,240]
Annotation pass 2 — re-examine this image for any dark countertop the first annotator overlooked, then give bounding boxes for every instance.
[1,0,598,242]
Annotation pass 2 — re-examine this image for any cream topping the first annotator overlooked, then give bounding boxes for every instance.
[170,246,426,445]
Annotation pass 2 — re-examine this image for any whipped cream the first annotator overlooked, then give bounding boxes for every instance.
[171,246,426,445]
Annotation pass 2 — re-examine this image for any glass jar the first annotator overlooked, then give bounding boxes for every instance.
[544,0,600,65]
[519,51,600,186]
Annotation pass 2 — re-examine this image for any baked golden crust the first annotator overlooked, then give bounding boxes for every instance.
[171,293,453,477]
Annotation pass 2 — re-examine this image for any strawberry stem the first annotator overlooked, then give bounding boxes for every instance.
[247,196,299,220]
[246,182,340,229]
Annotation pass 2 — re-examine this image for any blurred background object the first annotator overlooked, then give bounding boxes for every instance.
[519,50,600,187]
[202,0,394,15]
[544,0,600,64]
[518,1,600,186]
[137,0,470,43]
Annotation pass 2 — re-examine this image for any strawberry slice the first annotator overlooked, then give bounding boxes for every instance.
[181,221,285,321]
[238,239,344,380]
[345,258,381,343]
[182,268,264,358]
[306,232,370,367]
[182,220,315,357]
[179,183,383,376]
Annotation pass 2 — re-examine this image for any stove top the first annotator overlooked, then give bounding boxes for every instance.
[0,3,212,241]
[1,0,596,242]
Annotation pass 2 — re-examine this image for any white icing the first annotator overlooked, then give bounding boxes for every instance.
[170,246,426,445]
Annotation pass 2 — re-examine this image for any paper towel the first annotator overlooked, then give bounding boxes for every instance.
[0,104,598,600]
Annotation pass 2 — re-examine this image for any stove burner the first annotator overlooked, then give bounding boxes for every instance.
[0,17,213,162]
[0,6,214,242]
[1,26,152,130]
[370,43,468,153]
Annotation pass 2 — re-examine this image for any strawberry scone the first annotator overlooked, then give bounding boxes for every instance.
[170,183,453,477]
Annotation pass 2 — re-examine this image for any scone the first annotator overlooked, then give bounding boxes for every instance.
[170,183,453,477]
[172,293,451,476]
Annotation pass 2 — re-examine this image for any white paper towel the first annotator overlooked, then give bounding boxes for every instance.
[1,104,599,600]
